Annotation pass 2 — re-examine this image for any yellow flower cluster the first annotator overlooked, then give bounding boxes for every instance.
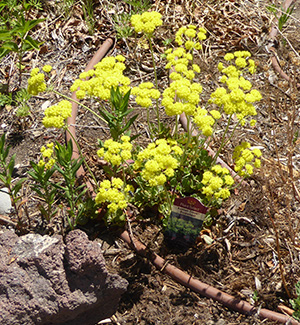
[162,79,202,116]
[38,142,56,169]
[175,25,207,51]
[193,108,221,136]
[133,139,182,186]
[233,142,262,176]
[95,178,131,213]
[27,68,47,95]
[210,51,262,125]
[165,47,201,78]
[202,165,234,201]
[131,11,162,34]
[70,55,130,100]
[223,51,256,74]
[97,136,132,166]
[131,82,160,107]
[162,47,202,116]
[42,100,72,128]
[42,65,53,73]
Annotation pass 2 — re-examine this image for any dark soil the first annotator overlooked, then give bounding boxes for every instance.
[1,0,300,324]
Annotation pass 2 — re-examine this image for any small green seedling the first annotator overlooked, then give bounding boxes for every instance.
[290,281,300,321]
[267,4,295,31]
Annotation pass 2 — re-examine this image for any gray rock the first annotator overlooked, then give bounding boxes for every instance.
[0,187,12,215]
[0,229,128,325]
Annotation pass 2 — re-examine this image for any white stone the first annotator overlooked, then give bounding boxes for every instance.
[0,188,12,215]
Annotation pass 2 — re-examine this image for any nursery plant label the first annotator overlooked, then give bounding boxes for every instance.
[166,197,208,244]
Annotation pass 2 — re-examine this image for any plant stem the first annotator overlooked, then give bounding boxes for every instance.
[211,114,240,165]
[267,209,291,299]
[180,114,192,166]
[147,35,161,133]
[65,128,98,189]
[52,90,107,124]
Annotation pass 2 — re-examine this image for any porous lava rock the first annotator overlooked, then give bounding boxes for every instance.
[0,229,128,325]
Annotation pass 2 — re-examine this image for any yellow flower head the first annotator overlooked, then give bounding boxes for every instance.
[134,139,182,186]
[42,100,72,129]
[97,137,133,166]
[132,82,160,108]
[131,11,162,35]
[175,25,206,51]
[42,65,53,73]
[70,56,131,100]
[28,69,46,95]
[233,142,262,177]
[201,165,234,202]
[38,142,56,169]
[95,178,131,215]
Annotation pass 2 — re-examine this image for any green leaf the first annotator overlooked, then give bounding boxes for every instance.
[98,108,114,122]
[0,41,18,52]
[0,30,13,41]
[22,35,42,51]
[0,174,7,184]
[0,133,5,152]
[266,5,277,14]
[7,154,16,177]
[121,114,138,133]
[71,158,84,175]
[12,178,26,195]
[27,19,45,31]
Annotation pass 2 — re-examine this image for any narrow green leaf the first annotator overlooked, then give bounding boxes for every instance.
[0,41,18,52]
[0,30,13,41]
[8,154,16,176]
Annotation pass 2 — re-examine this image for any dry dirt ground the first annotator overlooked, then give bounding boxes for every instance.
[1,0,300,324]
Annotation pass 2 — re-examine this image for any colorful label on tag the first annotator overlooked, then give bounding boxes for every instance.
[165,197,208,244]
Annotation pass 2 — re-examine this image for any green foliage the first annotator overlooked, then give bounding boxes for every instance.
[0,15,44,57]
[80,0,95,35]
[113,13,134,39]
[112,0,151,39]
[98,86,138,141]
[14,88,31,116]
[53,140,88,230]
[290,281,300,321]
[0,92,13,107]
[28,161,58,222]
[0,0,44,86]
[0,134,26,219]
[0,87,32,116]
[267,4,295,31]
[123,0,151,13]
[28,139,93,229]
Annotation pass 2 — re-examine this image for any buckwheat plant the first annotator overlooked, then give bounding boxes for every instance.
[26,12,263,228]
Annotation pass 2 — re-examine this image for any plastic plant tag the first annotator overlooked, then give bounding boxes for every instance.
[165,197,208,245]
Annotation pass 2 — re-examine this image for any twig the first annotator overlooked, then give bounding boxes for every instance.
[267,208,291,299]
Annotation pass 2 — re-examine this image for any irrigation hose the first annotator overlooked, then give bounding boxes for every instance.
[119,230,299,324]
[66,5,300,321]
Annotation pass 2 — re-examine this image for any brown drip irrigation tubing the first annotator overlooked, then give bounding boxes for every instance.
[119,230,299,324]
[68,35,299,324]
